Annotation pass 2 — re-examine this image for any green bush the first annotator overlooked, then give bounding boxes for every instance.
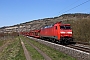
[67,19,90,42]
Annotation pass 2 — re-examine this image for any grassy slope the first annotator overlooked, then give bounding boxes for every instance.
[0,40,5,47]
[22,37,44,60]
[0,37,26,60]
[23,36,76,60]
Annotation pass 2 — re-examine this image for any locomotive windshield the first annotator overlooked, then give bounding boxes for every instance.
[60,25,71,29]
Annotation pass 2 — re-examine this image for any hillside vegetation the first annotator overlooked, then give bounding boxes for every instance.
[0,13,90,43]
[69,19,90,42]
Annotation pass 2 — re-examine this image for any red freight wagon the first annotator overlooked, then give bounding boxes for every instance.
[20,31,29,36]
[40,22,73,44]
[29,30,40,38]
[24,32,29,36]
[29,30,35,37]
[34,30,40,38]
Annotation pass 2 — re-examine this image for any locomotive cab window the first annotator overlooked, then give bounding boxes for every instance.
[60,25,71,29]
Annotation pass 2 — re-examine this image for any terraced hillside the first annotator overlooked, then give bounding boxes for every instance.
[0,13,90,42]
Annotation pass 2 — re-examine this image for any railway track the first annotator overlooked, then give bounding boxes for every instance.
[66,44,90,53]
[30,36,90,53]
[41,38,90,53]
[49,40,90,53]
[75,41,90,45]
[28,36,90,60]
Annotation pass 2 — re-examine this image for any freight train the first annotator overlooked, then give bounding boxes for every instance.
[20,22,73,44]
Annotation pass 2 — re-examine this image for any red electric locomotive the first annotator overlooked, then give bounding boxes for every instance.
[40,22,73,44]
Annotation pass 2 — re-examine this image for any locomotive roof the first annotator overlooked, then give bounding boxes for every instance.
[61,24,71,26]
[41,21,71,29]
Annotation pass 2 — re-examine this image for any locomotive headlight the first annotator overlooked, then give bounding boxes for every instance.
[60,32,65,34]
[67,32,72,34]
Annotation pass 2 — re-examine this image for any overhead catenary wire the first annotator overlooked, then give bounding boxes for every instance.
[60,0,90,15]
[59,0,80,13]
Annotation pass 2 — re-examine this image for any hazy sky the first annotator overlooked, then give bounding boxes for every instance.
[0,0,90,27]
